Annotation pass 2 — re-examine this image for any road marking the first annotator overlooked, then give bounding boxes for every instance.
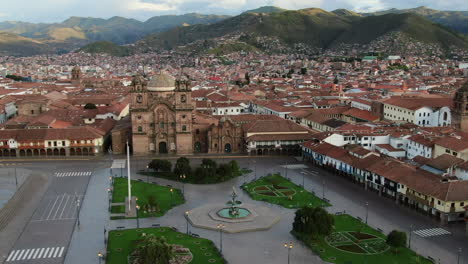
[55,171,92,177]
[53,194,66,219]
[46,197,60,220]
[6,247,65,262]
[59,195,71,219]
[414,227,451,238]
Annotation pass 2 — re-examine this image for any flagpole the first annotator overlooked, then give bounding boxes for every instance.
[127,141,132,212]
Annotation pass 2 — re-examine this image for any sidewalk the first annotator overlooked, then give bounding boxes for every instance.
[64,168,110,264]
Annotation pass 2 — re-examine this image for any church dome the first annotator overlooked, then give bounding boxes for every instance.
[147,72,176,92]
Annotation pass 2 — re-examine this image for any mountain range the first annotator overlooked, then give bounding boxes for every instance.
[1,6,468,57]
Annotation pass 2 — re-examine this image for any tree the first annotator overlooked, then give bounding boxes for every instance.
[148,159,172,172]
[229,160,240,175]
[292,207,334,238]
[84,103,97,109]
[131,234,174,264]
[217,163,233,180]
[202,158,217,169]
[174,157,191,177]
[386,230,407,253]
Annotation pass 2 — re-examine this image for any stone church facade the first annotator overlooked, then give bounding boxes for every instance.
[130,73,243,155]
[453,82,468,133]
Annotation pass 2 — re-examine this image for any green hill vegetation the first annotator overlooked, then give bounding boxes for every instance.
[363,6,468,34]
[78,41,131,56]
[139,8,468,52]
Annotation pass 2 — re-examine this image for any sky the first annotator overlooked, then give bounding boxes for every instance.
[0,0,467,23]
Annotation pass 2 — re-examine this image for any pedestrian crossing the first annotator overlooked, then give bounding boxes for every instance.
[54,171,92,177]
[31,194,83,221]
[6,247,65,262]
[413,227,451,238]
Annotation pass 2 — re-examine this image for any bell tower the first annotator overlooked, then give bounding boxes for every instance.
[130,75,148,110]
[453,82,468,132]
[174,77,194,154]
[71,66,81,86]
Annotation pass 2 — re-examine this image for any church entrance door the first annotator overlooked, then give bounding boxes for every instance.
[224,143,232,153]
[159,142,168,154]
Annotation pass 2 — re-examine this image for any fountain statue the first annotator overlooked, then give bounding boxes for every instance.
[227,187,241,217]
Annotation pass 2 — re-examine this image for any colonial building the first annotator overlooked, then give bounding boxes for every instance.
[453,82,468,133]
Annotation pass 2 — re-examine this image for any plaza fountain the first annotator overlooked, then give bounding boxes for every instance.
[186,187,280,233]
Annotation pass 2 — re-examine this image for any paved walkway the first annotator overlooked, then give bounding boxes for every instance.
[64,168,109,264]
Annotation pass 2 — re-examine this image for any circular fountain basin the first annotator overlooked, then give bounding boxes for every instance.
[217,208,251,219]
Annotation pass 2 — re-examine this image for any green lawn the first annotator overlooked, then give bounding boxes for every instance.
[107,227,225,264]
[110,178,184,219]
[293,214,432,264]
[241,174,330,208]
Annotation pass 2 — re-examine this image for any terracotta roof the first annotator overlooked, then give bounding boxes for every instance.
[383,97,453,110]
[243,119,308,133]
[247,133,314,142]
[426,154,464,170]
[343,108,379,121]
[434,135,468,152]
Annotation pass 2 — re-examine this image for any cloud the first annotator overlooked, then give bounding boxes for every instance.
[1,0,468,23]
[127,0,177,11]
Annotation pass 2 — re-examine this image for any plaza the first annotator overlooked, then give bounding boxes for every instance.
[0,156,466,264]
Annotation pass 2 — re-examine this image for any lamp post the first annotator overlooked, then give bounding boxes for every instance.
[107,188,111,212]
[146,165,149,183]
[97,252,103,264]
[185,211,190,234]
[253,160,257,180]
[284,242,293,264]
[458,247,462,264]
[301,171,305,187]
[217,224,225,253]
[408,224,413,249]
[76,198,81,229]
[322,180,325,200]
[136,204,140,228]
[365,201,369,224]
[170,188,173,206]
[285,162,288,180]
[179,174,186,195]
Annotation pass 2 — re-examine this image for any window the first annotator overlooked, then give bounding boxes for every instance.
[181,94,186,103]
[446,149,451,153]
[182,125,187,132]
[453,152,458,156]
[196,129,200,134]
[48,142,52,147]
[159,122,164,128]
[461,202,465,206]
[182,115,186,119]
[138,126,142,132]
[54,141,57,147]
[31,110,34,114]
[137,115,142,120]
[62,141,65,146]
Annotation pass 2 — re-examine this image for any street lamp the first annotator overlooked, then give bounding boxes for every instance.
[301,171,305,187]
[408,224,413,249]
[322,180,325,200]
[253,160,257,180]
[170,188,173,206]
[217,223,225,253]
[458,247,462,264]
[365,201,369,224]
[136,204,140,228]
[179,174,186,195]
[76,198,81,229]
[146,165,149,183]
[284,242,293,264]
[97,252,103,264]
[107,188,112,212]
[285,162,288,180]
[185,211,190,234]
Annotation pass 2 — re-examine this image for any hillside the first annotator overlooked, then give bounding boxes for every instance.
[137,9,468,53]
[243,6,287,14]
[363,6,468,34]
[77,41,131,56]
[0,32,50,56]
[0,13,229,56]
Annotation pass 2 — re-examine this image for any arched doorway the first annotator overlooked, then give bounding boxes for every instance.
[159,142,168,154]
[47,149,53,156]
[194,142,202,153]
[53,148,59,156]
[10,150,16,157]
[3,149,8,157]
[59,148,66,156]
[26,149,32,156]
[19,150,25,157]
[33,149,39,156]
[257,149,263,155]
[70,148,76,156]
[83,148,89,155]
[76,148,82,156]
[224,143,232,153]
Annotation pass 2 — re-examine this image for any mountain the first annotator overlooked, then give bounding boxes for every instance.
[331,9,362,17]
[243,6,287,14]
[0,13,230,56]
[78,41,131,57]
[362,6,468,34]
[0,32,50,56]
[137,8,468,53]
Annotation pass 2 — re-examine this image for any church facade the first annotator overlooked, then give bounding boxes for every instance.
[453,82,468,133]
[130,73,243,155]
